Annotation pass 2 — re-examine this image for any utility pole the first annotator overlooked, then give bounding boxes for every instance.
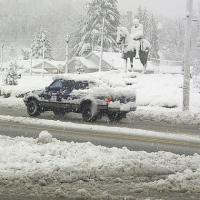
[65,34,70,73]
[182,0,193,111]
[30,47,33,76]
[99,2,107,72]
[99,16,105,72]
[1,43,4,72]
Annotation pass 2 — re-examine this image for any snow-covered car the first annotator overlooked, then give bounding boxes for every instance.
[23,77,137,122]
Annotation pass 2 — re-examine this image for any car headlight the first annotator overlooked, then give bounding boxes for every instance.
[23,95,27,101]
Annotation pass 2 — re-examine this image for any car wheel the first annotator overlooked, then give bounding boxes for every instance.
[107,112,125,122]
[82,104,98,122]
[27,100,41,116]
[53,109,66,116]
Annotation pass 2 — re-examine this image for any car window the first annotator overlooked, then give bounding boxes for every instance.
[74,81,89,90]
[62,80,72,89]
[49,80,63,90]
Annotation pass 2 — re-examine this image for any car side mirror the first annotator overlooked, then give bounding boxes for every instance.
[45,86,50,91]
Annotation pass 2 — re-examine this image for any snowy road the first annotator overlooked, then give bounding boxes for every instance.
[0,106,199,135]
[0,119,200,156]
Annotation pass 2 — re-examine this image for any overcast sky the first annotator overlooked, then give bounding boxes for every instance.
[117,0,199,18]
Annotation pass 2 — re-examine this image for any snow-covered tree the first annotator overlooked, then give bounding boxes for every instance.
[135,7,149,38]
[192,64,200,89]
[31,29,53,60]
[147,15,160,59]
[72,0,120,56]
[134,6,159,59]
[21,49,30,60]
[135,6,143,24]
[75,58,84,74]
[120,12,132,31]
[159,18,184,61]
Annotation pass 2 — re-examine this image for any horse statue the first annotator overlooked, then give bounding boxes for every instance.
[116,27,151,73]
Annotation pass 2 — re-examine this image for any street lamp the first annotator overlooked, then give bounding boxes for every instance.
[1,43,4,73]
[30,46,33,76]
[99,8,107,72]
[42,33,45,78]
[65,34,70,73]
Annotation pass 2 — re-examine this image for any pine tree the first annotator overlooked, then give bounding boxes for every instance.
[135,6,143,22]
[135,6,160,59]
[147,15,160,59]
[31,29,53,60]
[135,7,149,37]
[72,0,120,56]
[141,8,149,38]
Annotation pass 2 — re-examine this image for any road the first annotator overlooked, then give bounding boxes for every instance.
[0,107,200,200]
[0,106,200,155]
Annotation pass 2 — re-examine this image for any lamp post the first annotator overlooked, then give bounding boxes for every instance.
[30,47,33,76]
[99,8,107,72]
[1,43,4,73]
[42,33,45,78]
[65,34,70,73]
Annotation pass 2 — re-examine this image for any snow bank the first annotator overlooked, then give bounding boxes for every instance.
[0,132,200,194]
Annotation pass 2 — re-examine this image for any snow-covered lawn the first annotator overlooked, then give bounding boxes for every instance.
[0,70,200,198]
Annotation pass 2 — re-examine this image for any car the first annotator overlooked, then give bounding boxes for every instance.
[23,77,137,122]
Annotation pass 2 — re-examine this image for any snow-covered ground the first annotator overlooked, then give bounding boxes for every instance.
[0,68,200,199]
[0,69,200,125]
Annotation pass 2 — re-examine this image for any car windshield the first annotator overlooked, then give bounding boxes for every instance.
[49,80,63,90]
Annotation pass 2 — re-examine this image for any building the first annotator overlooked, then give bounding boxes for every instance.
[67,51,115,74]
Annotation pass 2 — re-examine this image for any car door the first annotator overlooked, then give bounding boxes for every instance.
[40,79,63,102]
[61,80,74,101]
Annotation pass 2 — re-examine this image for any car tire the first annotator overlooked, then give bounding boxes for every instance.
[107,112,125,122]
[82,104,98,122]
[53,109,66,116]
[27,99,41,116]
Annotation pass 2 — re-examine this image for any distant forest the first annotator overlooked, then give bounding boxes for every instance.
[0,0,87,60]
[1,0,200,62]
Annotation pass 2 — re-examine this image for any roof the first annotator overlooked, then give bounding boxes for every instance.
[24,68,48,74]
[32,59,65,69]
[68,56,99,70]
[1,59,65,70]
[85,51,113,69]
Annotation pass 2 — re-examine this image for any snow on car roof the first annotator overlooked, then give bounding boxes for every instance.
[52,70,138,86]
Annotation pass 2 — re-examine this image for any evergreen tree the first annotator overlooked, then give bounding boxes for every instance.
[135,6,143,22]
[135,6,159,59]
[21,48,30,60]
[147,15,160,59]
[141,8,149,38]
[72,0,120,56]
[135,7,149,37]
[31,29,53,60]
[160,18,184,61]
[119,13,132,31]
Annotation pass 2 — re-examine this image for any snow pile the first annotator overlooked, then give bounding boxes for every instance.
[0,132,200,194]
[0,75,52,97]
[37,130,52,144]
[129,108,200,125]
